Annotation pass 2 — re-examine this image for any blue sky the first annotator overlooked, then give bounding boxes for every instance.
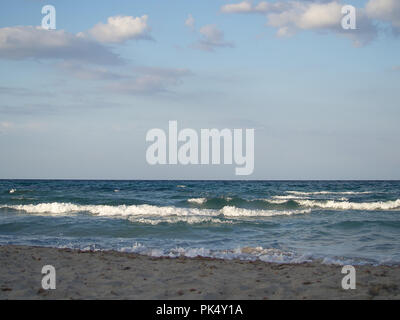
[0,0,399,179]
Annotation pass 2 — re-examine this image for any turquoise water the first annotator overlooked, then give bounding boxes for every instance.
[1,180,400,265]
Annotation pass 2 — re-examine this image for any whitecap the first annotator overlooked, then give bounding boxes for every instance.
[0,202,311,218]
[187,198,207,205]
[295,199,400,211]
[286,190,373,196]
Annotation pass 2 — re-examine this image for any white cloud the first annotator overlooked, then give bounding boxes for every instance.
[221,1,378,46]
[266,1,342,33]
[193,24,234,52]
[0,15,194,97]
[0,26,121,64]
[84,15,152,44]
[106,67,193,95]
[221,1,253,13]
[185,16,233,52]
[221,1,290,14]
[57,61,128,80]
[185,14,195,30]
[0,121,14,130]
[0,15,152,65]
[56,62,193,95]
[366,0,400,29]
[0,121,47,134]
[58,62,193,94]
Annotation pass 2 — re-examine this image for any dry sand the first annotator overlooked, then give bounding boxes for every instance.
[0,245,399,300]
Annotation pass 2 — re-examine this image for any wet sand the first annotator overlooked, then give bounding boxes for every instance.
[0,245,399,300]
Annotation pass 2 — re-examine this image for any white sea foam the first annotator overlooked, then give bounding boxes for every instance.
[1,203,81,215]
[0,202,311,218]
[287,190,373,196]
[131,216,235,225]
[27,242,270,262]
[264,199,288,204]
[1,203,213,217]
[188,197,233,204]
[266,196,348,203]
[220,206,311,217]
[187,198,207,204]
[117,243,312,263]
[0,236,388,265]
[9,189,16,194]
[78,243,375,265]
[4,200,398,217]
[295,199,400,210]
[271,195,305,200]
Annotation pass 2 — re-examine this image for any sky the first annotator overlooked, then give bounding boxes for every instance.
[0,0,399,180]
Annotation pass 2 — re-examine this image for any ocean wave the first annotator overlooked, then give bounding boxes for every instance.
[4,199,399,217]
[118,244,313,263]
[187,196,234,205]
[286,190,373,196]
[264,199,289,204]
[0,202,310,218]
[266,196,347,203]
[294,199,400,210]
[71,243,392,265]
[1,203,212,217]
[271,195,305,200]
[220,206,310,217]
[131,216,235,225]
[187,198,207,205]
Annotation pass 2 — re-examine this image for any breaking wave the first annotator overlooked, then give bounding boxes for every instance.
[131,216,235,225]
[294,199,400,210]
[220,206,310,216]
[110,244,313,263]
[187,198,207,205]
[286,190,373,195]
[0,202,311,219]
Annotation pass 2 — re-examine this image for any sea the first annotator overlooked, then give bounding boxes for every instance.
[0,180,399,265]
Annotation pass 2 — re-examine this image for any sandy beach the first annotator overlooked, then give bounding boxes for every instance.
[0,245,399,300]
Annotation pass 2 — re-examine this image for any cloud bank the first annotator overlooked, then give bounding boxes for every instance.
[366,0,400,31]
[0,26,122,65]
[0,15,194,95]
[0,15,152,65]
[105,67,193,95]
[221,0,400,46]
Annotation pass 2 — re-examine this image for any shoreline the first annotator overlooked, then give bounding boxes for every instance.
[1,245,399,299]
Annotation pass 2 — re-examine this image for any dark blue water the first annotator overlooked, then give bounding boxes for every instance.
[1,180,400,265]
